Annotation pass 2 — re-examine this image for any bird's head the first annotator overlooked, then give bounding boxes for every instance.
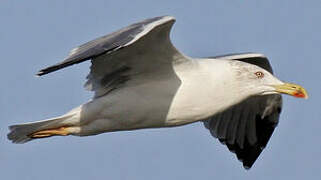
[231,61,308,99]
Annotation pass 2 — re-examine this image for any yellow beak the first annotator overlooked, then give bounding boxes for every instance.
[273,83,308,99]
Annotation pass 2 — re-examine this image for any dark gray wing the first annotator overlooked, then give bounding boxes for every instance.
[37,16,179,76]
[204,53,283,169]
[37,16,186,98]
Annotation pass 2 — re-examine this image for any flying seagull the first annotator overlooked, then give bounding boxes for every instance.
[8,16,308,169]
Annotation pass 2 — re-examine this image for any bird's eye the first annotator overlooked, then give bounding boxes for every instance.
[254,71,264,78]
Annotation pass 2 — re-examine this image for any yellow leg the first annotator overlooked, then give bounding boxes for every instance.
[29,127,71,138]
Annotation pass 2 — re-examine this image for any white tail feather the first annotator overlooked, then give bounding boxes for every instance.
[8,114,76,144]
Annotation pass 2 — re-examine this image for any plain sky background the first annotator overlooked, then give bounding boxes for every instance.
[1,1,320,179]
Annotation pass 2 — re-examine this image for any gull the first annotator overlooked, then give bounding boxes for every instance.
[7,16,308,169]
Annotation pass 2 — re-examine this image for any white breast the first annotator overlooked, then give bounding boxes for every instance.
[165,59,241,126]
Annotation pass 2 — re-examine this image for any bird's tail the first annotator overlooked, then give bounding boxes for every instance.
[8,112,79,144]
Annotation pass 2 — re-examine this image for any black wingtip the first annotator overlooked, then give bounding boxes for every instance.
[36,68,54,76]
[35,63,68,76]
[243,160,255,170]
[35,67,57,76]
[36,70,45,76]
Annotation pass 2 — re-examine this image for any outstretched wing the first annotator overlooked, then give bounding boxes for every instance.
[204,53,283,169]
[37,16,186,97]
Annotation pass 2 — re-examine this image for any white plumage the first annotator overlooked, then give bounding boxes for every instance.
[8,16,307,169]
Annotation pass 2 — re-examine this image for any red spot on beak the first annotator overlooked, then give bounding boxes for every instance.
[294,91,306,98]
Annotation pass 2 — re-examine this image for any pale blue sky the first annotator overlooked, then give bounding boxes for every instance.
[1,1,320,179]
